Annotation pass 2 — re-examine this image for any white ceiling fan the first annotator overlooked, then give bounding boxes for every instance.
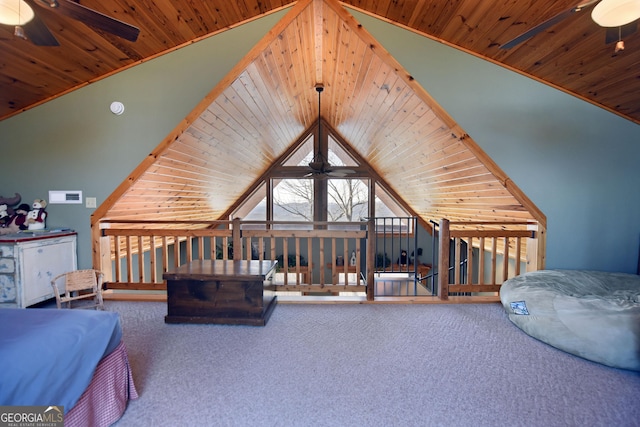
[500,0,640,52]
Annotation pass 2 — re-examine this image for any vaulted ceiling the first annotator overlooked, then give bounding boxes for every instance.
[92,0,544,230]
[12,0,640,230]
[2,0,639,125]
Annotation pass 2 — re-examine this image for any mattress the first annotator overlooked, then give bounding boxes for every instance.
[0,308,123,412]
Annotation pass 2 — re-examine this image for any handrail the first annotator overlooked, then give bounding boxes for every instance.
[94,219,373,298]
[437,219,545,300]
[92,217,544,301]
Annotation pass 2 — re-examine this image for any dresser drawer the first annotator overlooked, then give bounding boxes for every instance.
[0,257,14,273]
[0,245,13,258]
[0,274,16,303]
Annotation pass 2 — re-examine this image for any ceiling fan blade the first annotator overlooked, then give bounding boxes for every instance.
[326,169,357,177]
[500,1,600,49]
[605,21,638,44]
[304,169,329,179]
[55,0,140,42]
[21,9,60,46]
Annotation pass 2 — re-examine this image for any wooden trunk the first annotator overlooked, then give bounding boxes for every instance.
[164,260,277,326]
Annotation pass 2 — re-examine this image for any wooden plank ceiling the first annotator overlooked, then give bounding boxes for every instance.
[2,0,639,124]
[94,0,544,229]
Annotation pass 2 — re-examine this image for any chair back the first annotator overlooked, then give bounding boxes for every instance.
[51,269,104,310]
[64,269,99,293]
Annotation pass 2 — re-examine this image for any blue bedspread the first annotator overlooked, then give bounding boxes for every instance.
[0,308,122,413]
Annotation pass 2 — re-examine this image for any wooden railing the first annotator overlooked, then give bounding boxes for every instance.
[92,218,545,301]
[93,218,375,299]
[436,219,545,300]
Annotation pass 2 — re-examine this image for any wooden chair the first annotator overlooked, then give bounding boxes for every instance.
[51,269,105,310]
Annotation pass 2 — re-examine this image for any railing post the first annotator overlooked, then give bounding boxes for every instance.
[92,220,112,281]
[526,222,545,272]
[366,217,375,301]
[232,217,242,261]
[438,218,450,300]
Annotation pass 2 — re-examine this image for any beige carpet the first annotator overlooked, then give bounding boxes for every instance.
[109,301,640,427]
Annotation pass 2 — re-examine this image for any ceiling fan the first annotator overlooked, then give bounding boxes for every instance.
[500,0,640,51]
[305,153,356,178]
[304,84,356,179]
[0,0,140,46]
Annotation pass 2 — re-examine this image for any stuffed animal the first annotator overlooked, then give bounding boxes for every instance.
[0,193,20,229]
[398,249,408,266]
[3,203,30,231]
[0,204,10,227]
[0,222,19,235]
[0,193,21,210]
[350,250,357,266]
[27,199,47,230]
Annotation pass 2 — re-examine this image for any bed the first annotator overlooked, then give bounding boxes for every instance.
[0,308,138,426]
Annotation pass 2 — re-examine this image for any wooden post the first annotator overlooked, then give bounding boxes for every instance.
[366,217,375,301]
[232,217,242,261]
[537,223,546,271]
[91,220,100,270]
[438,219,450,300]
[526,222,546,272]
[91,220,112,281]
[502,237,510,282]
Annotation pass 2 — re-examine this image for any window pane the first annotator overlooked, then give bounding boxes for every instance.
[232,182,265,227]
[242,200,266,222]
[273,179,314,222]
[282,134,314,167]
[328,135,358,167]
[374,183,412,233]
[327,178,368,222]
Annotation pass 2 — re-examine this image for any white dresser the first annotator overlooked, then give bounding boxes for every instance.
[0,231,77,308]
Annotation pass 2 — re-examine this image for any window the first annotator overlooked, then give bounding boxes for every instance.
[273,179,314,222]
[327,178,368,221]
[230,123,412,227]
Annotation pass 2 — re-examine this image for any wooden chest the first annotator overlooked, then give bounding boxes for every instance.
[163,259,277,326]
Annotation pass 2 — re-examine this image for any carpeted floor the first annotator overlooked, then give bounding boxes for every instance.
[109,301,640,427]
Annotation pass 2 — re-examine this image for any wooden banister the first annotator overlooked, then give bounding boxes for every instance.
[93,218,543,300]
[436,219,543,300]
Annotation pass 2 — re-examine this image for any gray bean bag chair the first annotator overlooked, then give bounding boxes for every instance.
[500,270,640,371]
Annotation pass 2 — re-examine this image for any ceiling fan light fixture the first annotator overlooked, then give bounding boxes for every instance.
[0,0,35,26]
[592,0,640,27]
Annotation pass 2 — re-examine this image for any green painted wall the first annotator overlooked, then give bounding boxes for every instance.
[352,10,640,273]
[1,7,639,273]
[0,10,287,269]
